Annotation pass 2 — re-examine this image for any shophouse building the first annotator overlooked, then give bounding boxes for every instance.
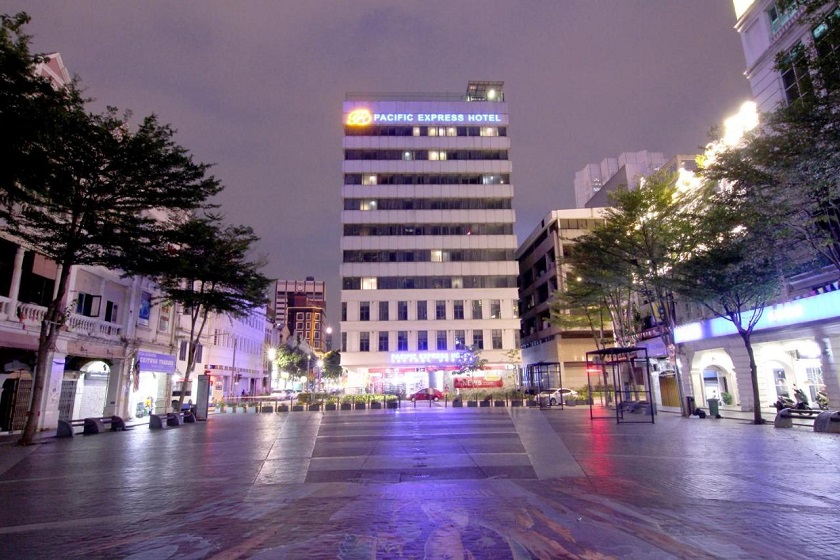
[668,2,840,414]
[339,81,521,394]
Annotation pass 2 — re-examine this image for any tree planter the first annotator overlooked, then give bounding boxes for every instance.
[510,400,523,407]
[370,402,382,409]
[325,403,337,411]
[494,400,506,407]
[386,401,399,409]
[292,405,304,412]
[277,404,289,412]
[479,400,491,407]
[340,403,352,411]
[356,403,367,410]
[309,404,321,411]
[467,401,478,407]
[452,400,464,408]
[261,406,274,413]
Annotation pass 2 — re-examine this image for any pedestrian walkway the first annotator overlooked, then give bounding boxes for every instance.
[0,406,837,559]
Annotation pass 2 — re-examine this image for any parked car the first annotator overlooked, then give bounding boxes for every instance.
[540,388,579,405]
[409,388,445,402]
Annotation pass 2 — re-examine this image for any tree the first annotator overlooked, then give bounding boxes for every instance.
[669,180,790,424]
[320,350,342,381]
[133,214,272,411]
[456,345,488,376]
[1,13,222,444]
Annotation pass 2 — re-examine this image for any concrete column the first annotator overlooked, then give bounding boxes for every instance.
[37,351,66,431]
[51,264,62,300]
[816,330,840,409]
[724,342,761,412]
[6,246,26,319]
[103,358,127,417]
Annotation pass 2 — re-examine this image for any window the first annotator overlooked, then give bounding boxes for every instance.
[379,301,389,321]
[435,300,446,320]
[360,199,377,211]
[341,302,347,321]
[397,331,408,351]
[158,302,172,332]
[360,332,370,352]
[417,301,428,320]
[473,330,484,350]
[379,331,389,352]
[436,330,447,351]
[402,151,414,161]
[490,300,501,319]
[418,330,428,351]
[511,300,518,318]
[428,150,447,161]
[492,329,503,350]
[454,330,466,350]
[362,174,378,185]
[453,300,464,320]
[480,127,498,137]
[76,292,101,318]
[471,300,482,320]
[781,44,813,103]
[341,332,347,352]
[362,277,378,290]
[104,301,119,323]
[179,341,203,362]
[813,8,840,90]
[398,301,408,320]
[360,302,370,321]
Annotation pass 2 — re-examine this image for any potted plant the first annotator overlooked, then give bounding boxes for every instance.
[721,391,733,406]
[370,396,383,409]
[493,393,506,407]
[509,390,524,407]
[340,396,353,411]
[355,395,368,410]
[277,403,289,412]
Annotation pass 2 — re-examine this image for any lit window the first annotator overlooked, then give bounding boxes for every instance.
[412,127,421,136]
[362,277,378,290]
[431,250,443,262]
[446,127,457,137]
[362,175,378,186]
[429,151,447,161]
[480,127,499,137]
[403,151,414,161]
[360,200,377,211]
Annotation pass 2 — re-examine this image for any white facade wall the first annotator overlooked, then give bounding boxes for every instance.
[339,88,521,393]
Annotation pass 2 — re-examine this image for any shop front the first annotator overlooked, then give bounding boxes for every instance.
[129,350,176,419]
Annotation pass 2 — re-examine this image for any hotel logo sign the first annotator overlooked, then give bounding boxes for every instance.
[346,109,373,126]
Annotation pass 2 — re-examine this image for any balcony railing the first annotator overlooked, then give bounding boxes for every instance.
[4,301,122,339]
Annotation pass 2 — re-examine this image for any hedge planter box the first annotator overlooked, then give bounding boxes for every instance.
[510,400,523,407]
[356,403,367,410]
[325,403,337,411]
[340,403,352,411]
[309,404,322,411]
[292,405,304,412]
[527,400,538,408]
[371,402,383,409]
[277,404,289,412]
[479,401,491,408]
[452,400,464,408]
[467,401,478,408]
[494,400,506,407]
[261,406,274,413]
[386,401,399,409]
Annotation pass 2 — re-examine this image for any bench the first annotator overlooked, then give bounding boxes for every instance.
[774,408,821,429]
[149,410,196,430]
[56,415,127,438]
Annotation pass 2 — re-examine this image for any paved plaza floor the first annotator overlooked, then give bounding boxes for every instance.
[0,405,838,559]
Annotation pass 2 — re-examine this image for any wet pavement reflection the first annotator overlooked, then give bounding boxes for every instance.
[0,407,838,559]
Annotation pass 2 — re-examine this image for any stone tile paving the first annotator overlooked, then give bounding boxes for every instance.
[0,406,837,558]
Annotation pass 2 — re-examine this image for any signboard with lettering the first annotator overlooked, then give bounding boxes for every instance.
[346,108,505,126]
[137,351,176,374]
[453,375,503,389]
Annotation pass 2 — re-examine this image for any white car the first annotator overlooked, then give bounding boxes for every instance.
[540,388,579,405]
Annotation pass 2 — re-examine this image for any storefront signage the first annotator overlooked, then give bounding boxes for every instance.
[346,108,503,126]
[674,289,840,343]
[391,351,463,365]
[453,375,503,388]
[137,351,176,374]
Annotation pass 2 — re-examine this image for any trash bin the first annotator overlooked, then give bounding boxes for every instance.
[707,398,720,418]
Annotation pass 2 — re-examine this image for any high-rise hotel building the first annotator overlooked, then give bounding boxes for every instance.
[340,81,521,394]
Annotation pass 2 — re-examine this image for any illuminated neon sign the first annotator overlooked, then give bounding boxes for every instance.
[390,352,463,364]
[345,110,503,126]
[346,109,373,126]
[674,289,840,343]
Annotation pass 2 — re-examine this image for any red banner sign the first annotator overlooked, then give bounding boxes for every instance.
[453,375,503,389]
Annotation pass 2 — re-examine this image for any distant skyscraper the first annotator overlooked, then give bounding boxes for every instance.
[575,150,665,208]
[340,81,521,394]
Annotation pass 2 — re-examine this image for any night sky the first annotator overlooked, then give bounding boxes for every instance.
[9,1,752,330]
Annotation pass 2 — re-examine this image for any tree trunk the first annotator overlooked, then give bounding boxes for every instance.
[739,330,764,424]
[18,301,62,445]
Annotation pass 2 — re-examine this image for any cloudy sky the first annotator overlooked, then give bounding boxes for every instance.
[11,1,752,329]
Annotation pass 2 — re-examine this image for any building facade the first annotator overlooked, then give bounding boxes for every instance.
[339,82,521,395]
[574,150,665,208]
[272,278,328,353]
[516,208,608,391]
[666,2,840,415]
